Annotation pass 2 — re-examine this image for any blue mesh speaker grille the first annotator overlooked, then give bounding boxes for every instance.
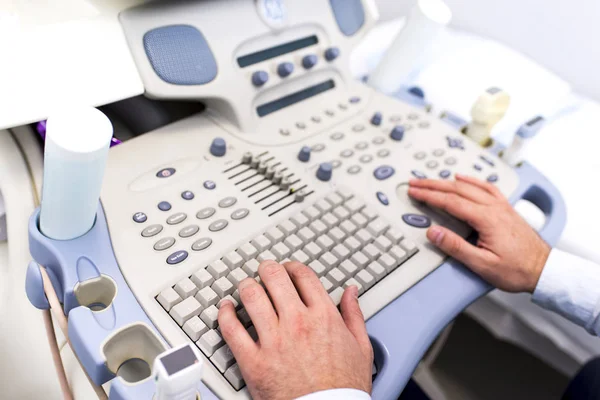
[329,0,365,36]
[143,25,218,85]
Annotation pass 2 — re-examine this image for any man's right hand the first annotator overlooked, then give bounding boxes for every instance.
[408,174,551,293]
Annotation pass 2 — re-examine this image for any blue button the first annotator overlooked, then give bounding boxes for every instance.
[439,170,451,179]
[376,191,389,206]
[133,212,147,223]
[390,125,405,141]
[302,54,318,69]
[411,170,427,179]
[487,174,499,183]
[324,47,340,62]
[298,146,311,162]
[277,62,294,78]
[158,201,172,211]
[181,191,194,200]
[408,86,425,99]
[446,136,465,150]
[156,168,176,178]
[371,112,382,126]
[402,214,431,228]
[316,162,333,181]
[373,165,395,181]
[473,164,483,171]
[210,137,226,157]
[252,70,269,87]
[166,250,188,265]
[349,96,361,104]
[480,155,495,167]
[204,180,216,190]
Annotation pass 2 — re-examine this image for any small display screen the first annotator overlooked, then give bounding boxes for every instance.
[526,116,544,127]
[160,345,198,376]
[237,35,318,68]
[256,80,336,117]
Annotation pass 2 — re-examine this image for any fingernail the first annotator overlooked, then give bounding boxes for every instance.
[407,187,416,196]
[350,285,359,299]
[220,299,233,309]
[428,226,445,246]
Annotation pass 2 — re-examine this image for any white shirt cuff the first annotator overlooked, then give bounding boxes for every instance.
[532,248,600,335]
[295,389,371,400]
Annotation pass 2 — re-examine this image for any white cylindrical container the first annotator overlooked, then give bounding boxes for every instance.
[368,0,452,94]
[40,107,113,240]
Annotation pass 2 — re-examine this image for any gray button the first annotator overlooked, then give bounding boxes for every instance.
[179,225,200,238]
[433,149,445,157]
[377,149,390,158]
[338,103,348,110]
[197,207,216,220]
[296,122,306,130]
[311,115,322,123]
[355,142,369,151]
[340,149,354,158]
[347,165,361,175]
[390,115,402,122]
[142,224,163,237]
[331,160,342,169]
[192,237,213,251]
[414,152,427,160]
[154,237,175,251]
[445,157,457,166]
[167,213,187,225]
[325,109,335,117]
[231,208,250,220]
[330,132,345,141]
[426,160,439,169]
[133,212,147,223]
[312,143,326,152]
[419,121,430,128]
[279,129,290,136]
[209,219,229,232]
[359,155,373,163]
[372,137,386,145]
[352,124,365,132]
[219,197,237,208]
[408,113,419,120]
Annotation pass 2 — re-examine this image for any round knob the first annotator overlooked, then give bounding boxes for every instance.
[252,71,269,87]
[298,146,311,162]
[408,86,425,99]
[371,112,382,126]
[316,162,333,181]
[302,54,318,69]
[390,126,405,141]
[210,137,226,157]
[277,62,294,78]
[324,47,340,62]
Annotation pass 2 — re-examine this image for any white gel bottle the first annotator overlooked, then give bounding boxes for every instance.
[40,106,113,241]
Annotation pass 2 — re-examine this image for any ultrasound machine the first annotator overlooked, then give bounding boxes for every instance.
[21,0,567,399]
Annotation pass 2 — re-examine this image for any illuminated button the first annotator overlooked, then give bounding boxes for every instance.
[156,168,176,178]
[302,54,318,69]
[251,70,269,87]
[277,62,294,78]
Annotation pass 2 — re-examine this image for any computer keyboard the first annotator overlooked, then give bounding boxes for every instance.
[156,188,419,390]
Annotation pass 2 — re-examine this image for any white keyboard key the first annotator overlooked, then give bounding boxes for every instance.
[366,261,386,281]
[227,268,249,287]
[242,259,260,277]
[374,236,393,252]
[309,220,328,236]
[174,278,198,299]
[280,258,291,264]
[332,243,351,260]
[329,287,345,306]
[278,220,298,236]
[378,253,398,273]
[304,242,324,259]
[200,305,220,329]
[208,260,229,279]
[217,295,240,310]
[190,268,214,289]
[366,218,389,237]
[320,276,334,293]
[284,234,303,252]
[197,329,224,357]
[355,270,375,290]
[351,213,368,228]
[157,287,182,312]
[350,251,370,268]
[389,245,408,264]
[361,207,378,221]
[339,220,358,236]
[315,198,333,213]
[355,229,373,246]
[302,205,321,221]
[343,236,361,253]
[327,268,347,286]
[322,213,339,228]
[344,198,365,214]
[297,227,316,243]
[212,345,236,373]
[333,206,351,221]
[265,227,285,243]
[309,260,327,277]
[212,277,235,298]
[257,250,277,262]
[252,234,272,252]
[170,297,202,326]
[225,364,246,390]
[223,251,244,270]
[319,252,339,270]
[339,259,359,277]
[326,192,344,207]
[271,242,291,259]
[336,188,354,201]
[236,308,252,327]
[343,278,364,296]
[291,213,309,229]
[385,228,404,244]
[183,316,209,341]
[232,290,241,303]
[362,243,381,261]
[400,239,418,255]
[328,227,347,243]
[316,234,335,251]
[238,243,259,261]
[195,287,219,308]
[291,250,311,265]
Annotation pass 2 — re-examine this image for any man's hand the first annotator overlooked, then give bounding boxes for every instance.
[408,174,551,293]
[218,260,373,400]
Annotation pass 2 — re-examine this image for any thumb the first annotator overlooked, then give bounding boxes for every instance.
[427,225,492,272]
[340,286,373,359]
